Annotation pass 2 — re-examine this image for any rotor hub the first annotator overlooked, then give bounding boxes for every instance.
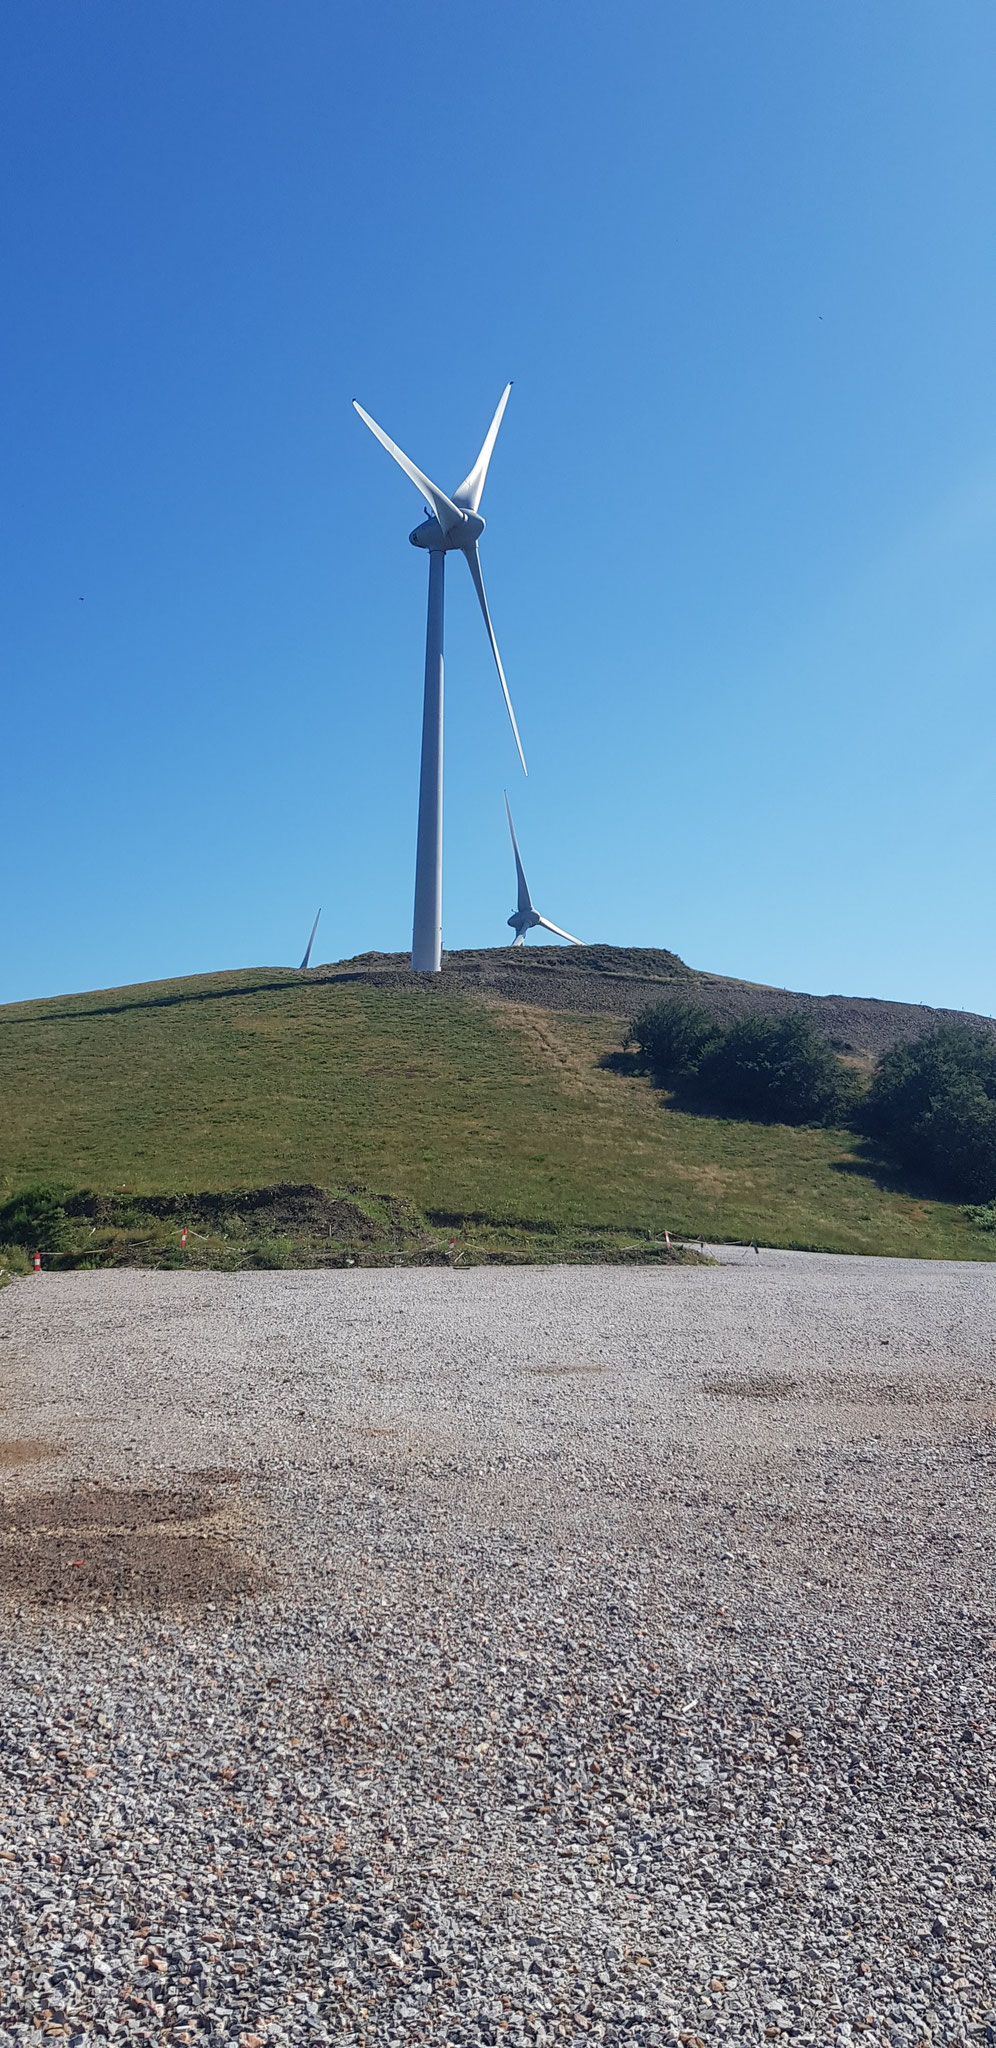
[410,510,486,551]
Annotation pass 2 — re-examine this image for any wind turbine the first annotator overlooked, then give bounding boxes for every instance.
[504,794,583,947]
[353,385,526,973]
[299,909,321,970]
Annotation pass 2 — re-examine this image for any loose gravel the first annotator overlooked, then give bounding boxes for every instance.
[0,1255,994,2046]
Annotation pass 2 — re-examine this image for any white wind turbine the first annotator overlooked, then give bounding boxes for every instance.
[353,384,526,973]
[504,794,583,948]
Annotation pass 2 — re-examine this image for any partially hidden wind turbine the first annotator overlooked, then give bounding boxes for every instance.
[299,909,321,971]
[504,794,583,947]
[353,384,526,973]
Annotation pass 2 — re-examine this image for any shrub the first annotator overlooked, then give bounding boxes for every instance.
[865,1026,996,1201]
[247,1234,295,1269]
[629,999,721,1078]
[696,1013,855,1126]
[966,1201,996,1232]
[0,1185,72,1255]
[0,1245,33,1282]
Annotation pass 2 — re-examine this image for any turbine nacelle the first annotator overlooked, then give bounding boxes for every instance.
[409,509,485,551]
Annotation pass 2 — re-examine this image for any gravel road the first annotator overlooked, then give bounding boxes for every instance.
[1,1258,994,2047]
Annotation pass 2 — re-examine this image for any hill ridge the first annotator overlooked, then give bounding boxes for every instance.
[308,945,996,1059]
[4,945,993,1061]
[2,946,993,1260]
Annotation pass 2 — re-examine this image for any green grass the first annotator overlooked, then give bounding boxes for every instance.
[0,966,990,1260]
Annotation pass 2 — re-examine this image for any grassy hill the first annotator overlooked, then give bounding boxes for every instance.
[1,955,992,1263]
[309,943,996,1056]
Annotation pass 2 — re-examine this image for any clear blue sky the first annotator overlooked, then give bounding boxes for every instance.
[3,1,995,1012]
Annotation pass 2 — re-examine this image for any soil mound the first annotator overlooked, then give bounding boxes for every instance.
[65,1184,390,1241]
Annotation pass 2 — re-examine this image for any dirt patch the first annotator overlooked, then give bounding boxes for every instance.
[0,1474,262,1608]
[702,1370,996,1409]
[0,1439,63,1470]
[704,1372,799,1400]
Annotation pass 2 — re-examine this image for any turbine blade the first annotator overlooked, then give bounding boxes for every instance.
[504,792,534,915]
[512,932,525,946]
[353,401,464,535]
[536,915,583,945]
[452,382,512,512]
[465,545,527,773]
[300,908,321,971]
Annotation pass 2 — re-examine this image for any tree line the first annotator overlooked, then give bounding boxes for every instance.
[627,1000,996,1204]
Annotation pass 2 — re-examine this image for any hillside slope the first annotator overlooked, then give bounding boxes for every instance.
[1,958,991,1259]
[315,944,996,1057]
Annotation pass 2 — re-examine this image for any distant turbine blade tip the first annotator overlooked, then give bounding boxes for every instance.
[300,907,321,970]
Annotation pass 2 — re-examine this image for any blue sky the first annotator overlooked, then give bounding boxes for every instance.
[3,1,995,1012]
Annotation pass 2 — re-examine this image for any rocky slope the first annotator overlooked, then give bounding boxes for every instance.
[315,944,996,1059]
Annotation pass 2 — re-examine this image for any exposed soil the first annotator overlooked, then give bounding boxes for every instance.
[704,1372,800,1400]
[0,1473,262,1607]
[314,944,996,1058]
[0,1439,63,1470]
[702,1368,996,1409]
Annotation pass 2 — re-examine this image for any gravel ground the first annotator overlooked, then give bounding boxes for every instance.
[0,1257,994,2047]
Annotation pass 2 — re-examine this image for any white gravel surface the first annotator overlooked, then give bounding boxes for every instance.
[1,1256,995,2047]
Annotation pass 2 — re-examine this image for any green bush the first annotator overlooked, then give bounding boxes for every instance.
[0,1245,33,1282]
[966,1201,996,1232]
[865,1026,996,1201]
[247,1234,294,1269]
[629,999,721,1077]
[696,1013,856,1127]
[0,1185,72,1255]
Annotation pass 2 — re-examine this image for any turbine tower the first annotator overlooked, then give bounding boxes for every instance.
[353,385,526,973]
[504,794,583,947]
